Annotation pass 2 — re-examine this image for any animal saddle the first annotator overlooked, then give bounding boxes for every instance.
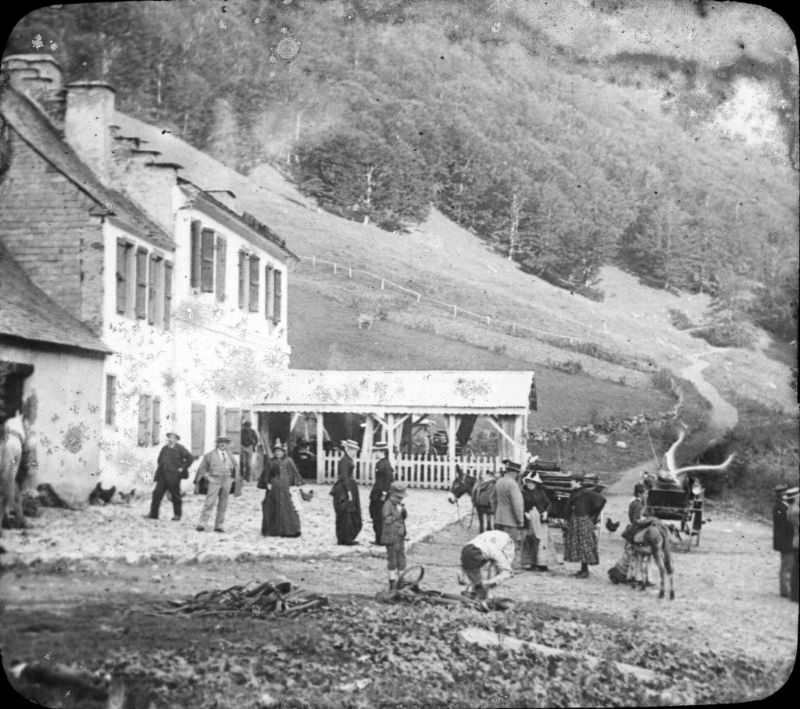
[623,520,656,545]
[474,480,495,509]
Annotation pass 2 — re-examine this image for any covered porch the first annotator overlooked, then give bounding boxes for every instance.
[252,370,537,489]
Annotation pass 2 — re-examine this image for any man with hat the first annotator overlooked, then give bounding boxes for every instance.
[564,472,606,578]
[240,419,259,482]
[381,481,408,590]
[521,470,553,571]
[330,440,362,545]
[773,483,795,598]
[369,443,394,545]
[491,460,525,568]
[147,432,194,521]
[194,435,239,533]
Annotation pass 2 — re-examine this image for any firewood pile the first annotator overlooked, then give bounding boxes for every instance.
[157,578,328,619]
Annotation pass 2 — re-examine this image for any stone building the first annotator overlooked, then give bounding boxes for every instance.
[0,54,297,495]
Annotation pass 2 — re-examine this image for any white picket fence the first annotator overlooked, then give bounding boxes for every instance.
[320,452,501,489]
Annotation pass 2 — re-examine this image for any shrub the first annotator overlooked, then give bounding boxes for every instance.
[575,284,605,302]
[668,308,694,330]
[546,359,584,375]
[651,367,675,395]
[689,322,756,349]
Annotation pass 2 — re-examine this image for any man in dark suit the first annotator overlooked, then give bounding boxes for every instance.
[491,460,525,567]
[147,432,194,521]
[369,443,394,545]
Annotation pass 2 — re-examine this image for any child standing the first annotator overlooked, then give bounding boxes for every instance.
[381,481,408,591]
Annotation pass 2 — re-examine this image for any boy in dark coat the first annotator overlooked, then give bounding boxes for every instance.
[381,481,408,591]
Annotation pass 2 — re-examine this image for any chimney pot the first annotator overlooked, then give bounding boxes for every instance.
[64,80,116,182]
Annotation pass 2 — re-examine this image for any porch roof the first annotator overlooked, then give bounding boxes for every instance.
[254,370,536,415]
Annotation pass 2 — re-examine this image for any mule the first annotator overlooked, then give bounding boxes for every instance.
[0,412,26,535]
[448,465,495,533]
[629,522,680,600]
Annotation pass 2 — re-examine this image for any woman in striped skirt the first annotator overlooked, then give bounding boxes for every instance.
[564,473,606,578]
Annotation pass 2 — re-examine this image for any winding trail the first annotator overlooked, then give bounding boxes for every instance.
[606,348,738,506]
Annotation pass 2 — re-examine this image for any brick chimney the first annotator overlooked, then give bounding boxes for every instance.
[64,80,116,182]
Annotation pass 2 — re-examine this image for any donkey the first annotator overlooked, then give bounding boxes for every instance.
[629,522,680,600]
[448,465,496,533]
[0,412,26,535]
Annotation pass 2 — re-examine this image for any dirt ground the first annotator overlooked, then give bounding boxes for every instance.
[1,459,796,707]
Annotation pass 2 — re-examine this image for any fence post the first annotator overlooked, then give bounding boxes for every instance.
[380,279,385,290]
[453,305,457,318]
[333,262,338,275]
[486,316,491,326]
[416,293,421,303]
[348,266,352,279]
[312,255,317,269]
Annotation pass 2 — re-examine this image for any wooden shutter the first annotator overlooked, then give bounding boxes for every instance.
[225,408,242,455]
[105,375,116,426]
[135,248,148,319]
[238,251,247,309]
[148,254,160,324]
[190,402,206,457]
[116,240,128,314]
[273,269,283,324]
[151,396,161,445]
[249,256,260,312]
[163,262,173,330]
[137,394,152,446]
[215,235,227,302]
[264,264,273,320]
[200,229,215,292]
[216,404,225,437]
[190,220,202,288]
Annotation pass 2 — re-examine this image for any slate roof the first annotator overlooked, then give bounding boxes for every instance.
[254,370,536,415]
[0,241,110,354]
[0,87,174,251]
[113,111,297,259]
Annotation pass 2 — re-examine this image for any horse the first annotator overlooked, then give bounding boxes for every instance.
[628,521,680,600]
[0,412,27,534]
[448,465,495,533]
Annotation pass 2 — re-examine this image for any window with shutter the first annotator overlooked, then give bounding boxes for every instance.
[137,394,152,446]
[238,251,248,309]
[190,220,201,289]
[135,248,148,319]
[215,235,227,302]
[273,269,283,324]
[264,264,273,320]
[152,397,161,445]
[148,254,162,325]
[116,240,130,314]
[249,256,260,312]
[105,375,116,426]
[163,262,173,330]
[191,402,206,457]
[200,228,215,292]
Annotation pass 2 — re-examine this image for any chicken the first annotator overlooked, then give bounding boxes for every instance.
[605,517,620,533]
[88,483,117,505]
[117,489,136,504]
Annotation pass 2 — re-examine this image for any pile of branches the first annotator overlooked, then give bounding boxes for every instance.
[157,579,328,619]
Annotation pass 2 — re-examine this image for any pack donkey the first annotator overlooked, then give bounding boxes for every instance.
[448,465,496,533]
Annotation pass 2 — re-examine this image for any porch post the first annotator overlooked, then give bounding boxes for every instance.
[315,412,324,483]
[447,413,457,483]
[387,413,395,458]
[513,415,524,464]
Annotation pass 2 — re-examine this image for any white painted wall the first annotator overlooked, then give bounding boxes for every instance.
[0,342,104,504]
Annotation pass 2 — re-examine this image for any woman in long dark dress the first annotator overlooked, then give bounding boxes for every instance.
[260,442,304,537]
[330,439,362,545]
[564,473,606,578]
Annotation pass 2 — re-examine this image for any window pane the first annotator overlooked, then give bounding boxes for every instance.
[200,229,215,292]
[135,248,148,319]
[249,256,260,312]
